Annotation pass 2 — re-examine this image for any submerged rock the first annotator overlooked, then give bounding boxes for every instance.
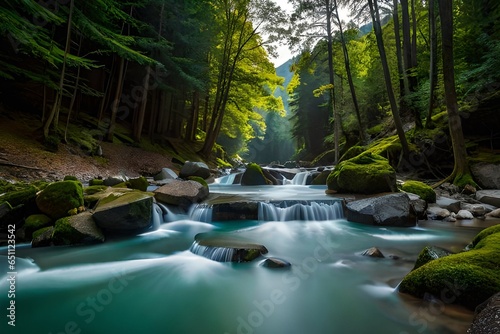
[262,257,291,268]
[361,247,385,258]
[191,233,268,262]
[399,224,500,310]
[327,153,397,194]
[93,190,154,233]
[345,193,416,226]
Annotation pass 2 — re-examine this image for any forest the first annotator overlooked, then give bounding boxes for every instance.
[1,0,499,185]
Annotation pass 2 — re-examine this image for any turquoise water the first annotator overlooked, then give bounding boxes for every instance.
[0,186,477,334]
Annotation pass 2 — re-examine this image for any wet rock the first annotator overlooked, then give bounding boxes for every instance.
[455,209,474,220]
[262,257,291,268]
[426,205,451,220]
[103,175,128,187]
[191,233,268,262]
[345,193,416,227]
[471,162,500,189]
[241,163,268,186]
[468,292,500,334]
[410,198,428,220]
[93,190,154,233]
[21,214,52,241]
[52,212,105,246]
[461,203,488,217]
[485,208,500,218]
[127,176,148,192]
[36,180,84,220]
[154,180,209,209]
[31,226,54,247]
[154,168,178,181]
[361,247,385,258]
[412,246,453,270]
[437,197,461,214]
[212,202,259,221]
[179,161,211,179]
[476,190,500,208]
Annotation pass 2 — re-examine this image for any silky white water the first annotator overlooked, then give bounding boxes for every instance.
[0,185,476,334]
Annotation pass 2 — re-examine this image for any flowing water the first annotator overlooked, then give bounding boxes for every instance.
[0,184,478,334]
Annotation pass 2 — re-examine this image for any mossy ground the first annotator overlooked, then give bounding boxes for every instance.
[399,225,500,310]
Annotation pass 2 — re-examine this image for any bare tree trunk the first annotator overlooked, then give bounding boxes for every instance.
[133,66,151,141]
[64,32,83,143]
[105,56,125,142]
[426,0,439,128]
[368,0,410,157]
[43,0,74,139]
[438,0,470,184]
[393,0,408,98]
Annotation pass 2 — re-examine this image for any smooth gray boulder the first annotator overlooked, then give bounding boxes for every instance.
[92,190,154,233]
[471,163,500,189]
[154,180,209,209]
[179,161,211,179]
[154,168,178,181]
[345,193,416,226]
[476,190,500,208]
[468,292,500,334]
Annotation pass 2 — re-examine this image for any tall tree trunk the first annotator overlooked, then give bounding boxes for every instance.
[105,56,125,142]
[64,32,83,143]
[368,0,410,157]
[326,0,340,163]
[133,66,151,141]
[43,0,74,139]
[333,0,364,143]
[438,0,470,184]
[426,0,439,128]
[393,0,408,98]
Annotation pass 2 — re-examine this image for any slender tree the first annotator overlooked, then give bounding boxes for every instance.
[438,0,471,186]
[425,0,438,128]
[367,0,410,157]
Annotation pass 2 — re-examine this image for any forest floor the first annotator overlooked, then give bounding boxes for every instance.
[0,110,179,182]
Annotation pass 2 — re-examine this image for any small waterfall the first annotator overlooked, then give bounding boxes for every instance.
[258,201,343,221]
[290,171,311,185]
[189,241,236,262]
[188,204,213,223]
[156,202,188,222]
[151,203,163,229]
[215,172,242,184]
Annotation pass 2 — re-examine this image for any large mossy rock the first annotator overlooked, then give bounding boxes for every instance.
[398,224,500,310]
[345,193,416,226]
[92,190,154,234]
[401,180,436,203]
[327,153,397,194]
[241,163,268,186]
[36,180,84,219]
[52,212,105,246]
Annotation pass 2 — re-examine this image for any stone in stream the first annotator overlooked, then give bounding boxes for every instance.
[475,190,500,208]
[361,247,385,258]
[191,233,268,262]
[262,257,291,269]
[154,179,209,209]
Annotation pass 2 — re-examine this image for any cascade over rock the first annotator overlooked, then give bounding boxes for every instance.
[190,233,268,262]
[154,179,209,209]
[92,190,154,234]
[345,193,416,226]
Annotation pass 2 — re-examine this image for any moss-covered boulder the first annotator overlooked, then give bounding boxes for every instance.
[401,180,436,203]
[92,190,154,234]
[398,224,500,310]
[32,226,54,248]
[241,163,268,186]
[22,214,52,240]
[412,246,453,270]
[52,212,105,246]
[36,180,84,220]
[327,153,397,194]
[127,176,149,192]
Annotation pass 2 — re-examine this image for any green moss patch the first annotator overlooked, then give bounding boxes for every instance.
[399,225,500,310]
[127,176,149,192]
[36,180,84,219]
[52,217,86,245]
[401,180,436,203]
[24,214,52,240]
[327,153,397,194]
[188,176,208,188]
[241,163,268,186]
